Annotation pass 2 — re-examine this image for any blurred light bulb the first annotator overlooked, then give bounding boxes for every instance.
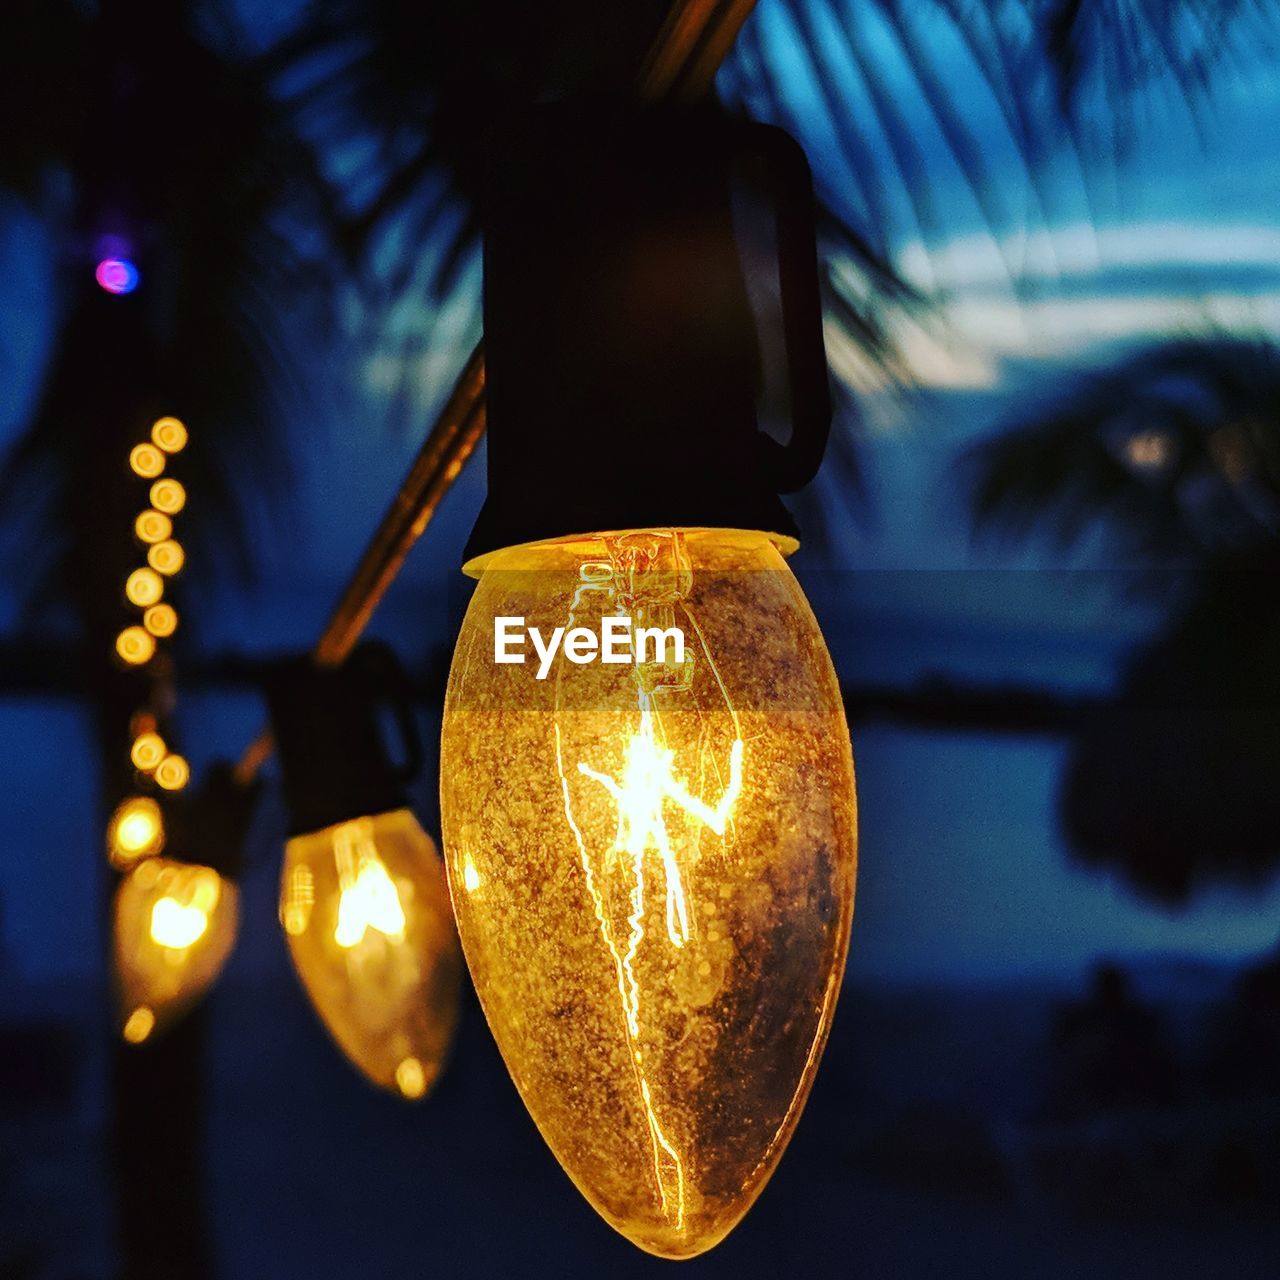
[154,754,190,792]
[96,258,139,294]
[149,478,186,514]
[151,417,189,454]
[280,808,462,1098]
[125,567,164,607]
[130,731,167,773]
[114,857,238,1041]
[116,625,155,666]
[108,795,165,866]
[143,603,178,637]
[135,509,173,544]
[129,443,165,479]
[440,529,857,1258]
[147,539,185,576]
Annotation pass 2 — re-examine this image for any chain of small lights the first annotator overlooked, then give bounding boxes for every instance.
[105,416,191,872]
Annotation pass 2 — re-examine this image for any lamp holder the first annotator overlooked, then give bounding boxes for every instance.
[465,101,831,565]
[265,643,422,838]
[168,761,260,881]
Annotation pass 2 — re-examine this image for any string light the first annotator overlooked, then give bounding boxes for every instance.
[135,510,172,544]
[149,478,186,515]
[267,651,462,1099]
[147,539,185,576]
[130,732,168,773]
[151,417,188,454]
[114,857,239,1044]
[125,567,164,608]
[143,604,178,638]
[116,625,155,666]
[107,796,165,867]
[154,754,190,792]
[129,443,165,479]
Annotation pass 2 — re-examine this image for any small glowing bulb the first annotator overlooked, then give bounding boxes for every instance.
[143,604,178,638]
[395,1057,428,1099]
[123,1006,155,1043]
[147,540,185,576]
[115,859,238,1041]
[129,443,165,479]
[151,417,188,454]
[440,529,857,1258]
[280,809,462,1097]
[108,795,165,866]
[130,732,167,773]
[116,626,155,666]
[149,478,186,514]
[125,567,164,607]
[154,754,190,792]
[96,258,140,295]
[135,510,173,544]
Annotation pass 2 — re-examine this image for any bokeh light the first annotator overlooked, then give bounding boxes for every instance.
[107,795,165,866]
[143,604,178,638]
[147,540,185,576]
[151,417,189,454]
[116,626,156,666]
[150,478,186,514]
[135,510,173,544]
[129,444,165,479]
[154,754,190,792]
[125,567,164,608]
[95,258,140,295]
[130,732,167,773]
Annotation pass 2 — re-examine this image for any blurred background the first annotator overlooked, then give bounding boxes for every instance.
[4,0,1280,1276]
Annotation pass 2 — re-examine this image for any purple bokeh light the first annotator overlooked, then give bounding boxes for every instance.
[95,258,140,295]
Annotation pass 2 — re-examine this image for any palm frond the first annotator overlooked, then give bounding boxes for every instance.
[968,336,1280,562]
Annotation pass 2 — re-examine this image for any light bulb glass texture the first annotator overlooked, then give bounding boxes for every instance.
[279,808,463,1099]
[440,528,857,1258]
[114,857,238,1042]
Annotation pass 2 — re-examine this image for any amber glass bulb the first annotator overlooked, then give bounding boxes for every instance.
[279,808,463,1099]
[114,857,239,1042]
[440,528,857,1258]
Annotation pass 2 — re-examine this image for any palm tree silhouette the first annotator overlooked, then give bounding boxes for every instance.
[972,336,1280,901]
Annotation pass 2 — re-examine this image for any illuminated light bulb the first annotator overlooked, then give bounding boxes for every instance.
[129,443,165,479]
[130,731,168,773]
[147,539,184,576]
[440,528,857,1258]
[114,857,238,1043]
[122,1006,155,1043]
[143,603,178,638]
[108,795,165,866]
[154,754,190,792]
[115,625,155,666]
[149,477,187,515]
[279,808,462,1098]
[135,509,172,544]
[95,257,140,295]
[125,567,164,607]
[151,417,189,454]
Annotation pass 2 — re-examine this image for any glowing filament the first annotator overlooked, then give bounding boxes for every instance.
[332,821,407,948]
[578,708,743,948]
[150,897,211,949]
